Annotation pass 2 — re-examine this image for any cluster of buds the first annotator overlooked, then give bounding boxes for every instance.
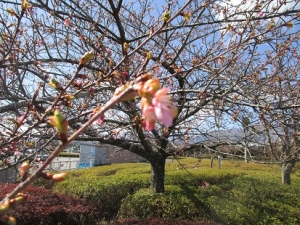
[61,94,75,108]
[0,215,16,225]
[0,192,28,225]
[113,74,177,131]
[136,74,178,131]
[0,193,28,225]
[0,193,28,212]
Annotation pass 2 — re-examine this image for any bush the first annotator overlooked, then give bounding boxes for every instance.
[0,184,102,225]
[119,185,212,220]
[207,175,300,225]
[53,167,151,219]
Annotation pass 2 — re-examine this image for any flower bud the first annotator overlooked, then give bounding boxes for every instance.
[113,82,136,102]
[79,51,94,66]
[147,51,152,60]
[161,10,171,22]
[182,12,191,21]
[88,87,95,95]
[21,0,28,12]
[0,202,10,213]
[49,78,62,90]
[20,161,30,176]
[141,78,160,97]
[123,42,128,54]
[52,172,68,182]
[49,109,68,135]
[108,58,115,68]
[6,8,17,17]
[112,70,120,77]
[41,172,53,180]
[285,22,293,29]
[63,94,75,101]
[0,215,16,225]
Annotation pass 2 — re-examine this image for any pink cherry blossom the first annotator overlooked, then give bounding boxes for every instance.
[152,88,177,127]
[64,18,71,26]
[14,151,21,157]
[97,115,105,125]
[17,113,27,124]
[27,6,34,15]
[258,12,264,17]
[90,112,104,125]
[142,105,157,131]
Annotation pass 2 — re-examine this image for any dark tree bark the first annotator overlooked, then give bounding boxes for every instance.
[149,155,167,193]
[281,162,294,185]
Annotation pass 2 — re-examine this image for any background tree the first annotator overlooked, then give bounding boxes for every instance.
[0,0,299,199]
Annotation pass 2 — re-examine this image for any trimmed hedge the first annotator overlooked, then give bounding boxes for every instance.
[119,185,210,220]
[207,175,300,224]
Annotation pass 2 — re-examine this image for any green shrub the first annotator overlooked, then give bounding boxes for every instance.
[53,166,151,219]
[119,185,212,220]
[207,175,300,225]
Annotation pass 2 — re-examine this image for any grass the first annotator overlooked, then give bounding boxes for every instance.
[40,157,300,224]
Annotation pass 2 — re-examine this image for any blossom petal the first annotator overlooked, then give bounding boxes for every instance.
[152,88,177,127]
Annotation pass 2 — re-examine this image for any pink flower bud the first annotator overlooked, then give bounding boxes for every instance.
[88,87,95,95]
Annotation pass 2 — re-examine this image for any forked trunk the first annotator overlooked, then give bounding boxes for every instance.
[150,156,166,193]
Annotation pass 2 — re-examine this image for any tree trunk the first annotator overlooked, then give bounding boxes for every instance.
[281,163,294,184]
[150,156,166,193]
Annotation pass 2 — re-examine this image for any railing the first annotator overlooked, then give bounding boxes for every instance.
[45,160,80,171]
